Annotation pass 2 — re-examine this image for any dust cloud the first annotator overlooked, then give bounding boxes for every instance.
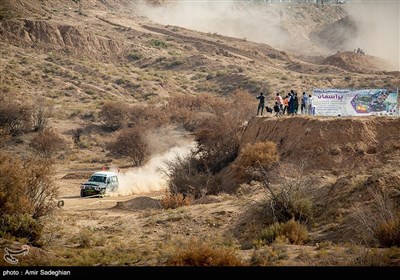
[137,0,399,70]
[137,0,290,49]
[110,128,195,196]
[344,1,400,70]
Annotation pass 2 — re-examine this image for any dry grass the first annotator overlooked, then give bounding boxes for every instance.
[257,219,308,246]
[232,141,279,180]
[160,192,194,209]
[374,215,400,247]
[165,238,243,266]
[353,188,400,247]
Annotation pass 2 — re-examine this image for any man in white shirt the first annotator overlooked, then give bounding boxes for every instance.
[275,93,284,112]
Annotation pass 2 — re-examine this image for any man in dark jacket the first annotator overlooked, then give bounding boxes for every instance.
[256,92,265,116]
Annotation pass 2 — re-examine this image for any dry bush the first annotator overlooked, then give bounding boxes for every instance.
[166,239,243,266]
[258,222,282,245]
[280,219,309,245]
[258,219,308,245]
[31,99,52,132]
[193,91,256,173]
[228,89,258,120]
[163,90,255,196]
[0,153,57,243]
[0,153,32,215]
[99,101,130,131]
[167,93,221,131]
[0,214,42,242]
[350,247,400,266]
[0,128,11,148]
[250,241,289,266]
[24,156,58,219]
[129,103,170,128]
[0,99,32,136]
[256,164,315,224]
[354,189,400,247]
[265,185,314,224]
[167,91,254,131]
[374,217,400,247]
[72,128,83,145]
[107,128,149,167]
[194,115,241,174]
[30,128,65,157]
[160,192,194,209]
[168,93,220,115]
[163,154,221,198]
[233,141,279,180]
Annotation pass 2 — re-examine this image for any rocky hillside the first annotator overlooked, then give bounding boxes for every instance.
[1,0,398,105]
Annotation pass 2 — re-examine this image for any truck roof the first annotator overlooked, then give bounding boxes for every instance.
[92,171,118,177]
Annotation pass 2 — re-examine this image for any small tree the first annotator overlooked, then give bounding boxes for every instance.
[163,154,219,198]
[107,128,149,167]
[195,115,241,174]
[24,156,58,219]
[99,101,130,131]
[31,100,52,132]
[0,102,32,136]
[0,153,58,243]
[30,128,65,158]
[72,128,83,145]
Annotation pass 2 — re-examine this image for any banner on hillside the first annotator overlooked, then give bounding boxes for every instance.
[312,88,399,116]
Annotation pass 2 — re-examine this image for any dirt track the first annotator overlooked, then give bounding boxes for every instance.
[56,177,163,212]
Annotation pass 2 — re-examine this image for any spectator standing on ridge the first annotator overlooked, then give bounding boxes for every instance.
[273,101,281,117]
[301,92,309,114]
[282,95,289,114]
[275,93,284,112]
[256,92,265,116]
[288,91,294,115]
[293,92,299,115]
[309,94,316,115]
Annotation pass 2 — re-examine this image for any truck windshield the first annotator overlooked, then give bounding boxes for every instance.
[89,176,106,183]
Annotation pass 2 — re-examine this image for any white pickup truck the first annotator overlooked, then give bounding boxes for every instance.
[80,171,119,197]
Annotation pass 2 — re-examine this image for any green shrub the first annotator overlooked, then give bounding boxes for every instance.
[0,214,41,243]
[149,39,168,48]
[259,223,282,245]
[258,220,308,245]
[127,52,143,61]
[269,191,313,223]
[166,59,183,68]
